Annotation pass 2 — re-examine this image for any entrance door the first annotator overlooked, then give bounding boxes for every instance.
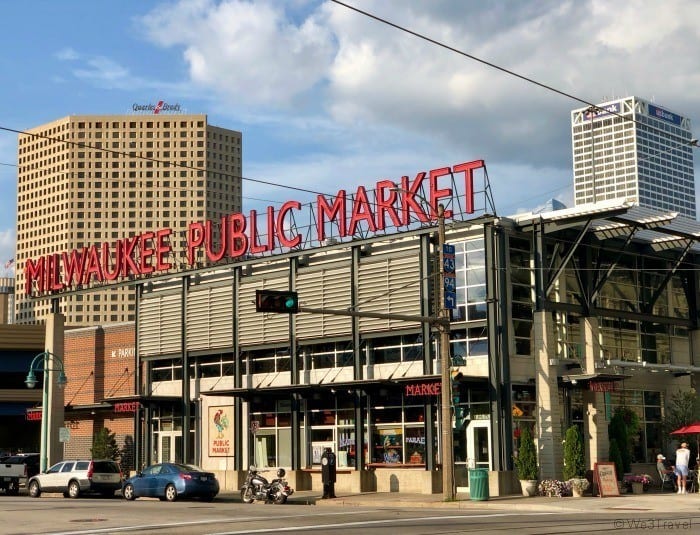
[157,431,182,463]
[466,420,491,470]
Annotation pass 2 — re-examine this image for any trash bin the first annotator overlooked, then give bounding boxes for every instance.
[469,468,489,501]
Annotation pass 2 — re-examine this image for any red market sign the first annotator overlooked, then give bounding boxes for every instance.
[26,410,42,421]
[114,402,141,413]
[589,381,617,392]
[25,160,485,296]
[405,381,442,397]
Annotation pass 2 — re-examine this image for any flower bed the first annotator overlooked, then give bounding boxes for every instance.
[538,479,572,497]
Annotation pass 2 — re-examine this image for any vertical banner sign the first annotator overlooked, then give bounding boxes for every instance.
[443,244,456,310]
[208,406,234,457]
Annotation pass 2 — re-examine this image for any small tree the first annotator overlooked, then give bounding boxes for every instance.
[514,426,538,480]
[91,427,120,461]
[609,410,631,473]
[609,438,623,481]
[563,425,585,480]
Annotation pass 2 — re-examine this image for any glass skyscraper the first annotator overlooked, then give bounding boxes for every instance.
[571,96,696,219]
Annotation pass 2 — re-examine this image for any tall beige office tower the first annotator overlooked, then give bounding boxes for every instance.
[15,113,242,325]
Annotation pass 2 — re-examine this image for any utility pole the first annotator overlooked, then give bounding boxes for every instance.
[437,204,454,500]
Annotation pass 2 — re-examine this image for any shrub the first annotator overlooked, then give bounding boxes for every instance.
[562,425,585,480]
[609,438,624,481]
[91,427,120,461]
[514,426,538,480]
[609,409,634,473]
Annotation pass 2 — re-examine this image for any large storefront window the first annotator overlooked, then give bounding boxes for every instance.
[608,389,664,463]
[250,398,293,468]
[512,385,536,457]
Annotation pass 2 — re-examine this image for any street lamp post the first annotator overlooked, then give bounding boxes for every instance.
[25,350,68,473]
[391,187,454,499]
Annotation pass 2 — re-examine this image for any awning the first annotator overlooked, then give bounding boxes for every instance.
[561,372,631,387]
[0,402,35,416]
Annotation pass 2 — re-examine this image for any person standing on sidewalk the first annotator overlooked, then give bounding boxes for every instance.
[675,442,691,494]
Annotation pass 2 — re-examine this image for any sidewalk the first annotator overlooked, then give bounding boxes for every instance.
[303,489,700,514]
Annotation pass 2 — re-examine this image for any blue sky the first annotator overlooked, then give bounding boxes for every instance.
[1,0,700,272]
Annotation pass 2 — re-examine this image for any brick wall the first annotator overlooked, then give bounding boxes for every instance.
[63,323,137,472]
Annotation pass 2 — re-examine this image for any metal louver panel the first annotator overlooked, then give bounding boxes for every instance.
[138,293,182,356]
[186,283,234,351]
[296,265,351,339]
[357,252,421,332]
[238,276,290,345]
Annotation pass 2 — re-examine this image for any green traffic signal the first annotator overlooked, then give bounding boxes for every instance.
[255,289,299,314]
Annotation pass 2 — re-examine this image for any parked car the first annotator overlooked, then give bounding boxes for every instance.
[122,463,219,502]
[0,453,40,495]
[27,459,122,498]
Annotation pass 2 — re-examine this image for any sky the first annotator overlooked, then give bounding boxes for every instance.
[1,0,700,273]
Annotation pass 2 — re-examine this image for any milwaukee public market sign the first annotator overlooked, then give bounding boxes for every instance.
[25,160,485,296]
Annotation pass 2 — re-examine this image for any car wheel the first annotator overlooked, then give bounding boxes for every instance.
[123,483,136,501]
[201,494,216,502]
[28,480,41,498]
[68,480,80,499]
[164,483,177,502]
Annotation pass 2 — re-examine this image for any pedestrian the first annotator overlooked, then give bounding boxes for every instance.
[675,442,691,494]
[321,447,337,499]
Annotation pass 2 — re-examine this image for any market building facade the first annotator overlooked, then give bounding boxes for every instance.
[129,199,700,495]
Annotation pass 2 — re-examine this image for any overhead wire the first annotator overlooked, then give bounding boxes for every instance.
[329,0,699,154]
[0,124,328,201]
[0,2,696,227]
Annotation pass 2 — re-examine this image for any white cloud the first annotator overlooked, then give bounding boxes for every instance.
[55,47,80,61]
[140,0,335,109]
[135,0,700,177]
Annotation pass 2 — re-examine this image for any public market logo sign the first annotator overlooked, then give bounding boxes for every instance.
[24,160,487,296]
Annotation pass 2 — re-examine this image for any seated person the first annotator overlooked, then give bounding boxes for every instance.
[657,454,675,481]
[657,454,674,473]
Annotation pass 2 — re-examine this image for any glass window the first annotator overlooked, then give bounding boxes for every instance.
[373,427,403,464]
[405,426,426,464]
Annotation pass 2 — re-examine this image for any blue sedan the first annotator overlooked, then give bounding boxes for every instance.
[122,463,219,502]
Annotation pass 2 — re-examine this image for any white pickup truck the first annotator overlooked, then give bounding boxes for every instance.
[0,454,40,495]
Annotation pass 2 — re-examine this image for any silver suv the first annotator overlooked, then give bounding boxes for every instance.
[28,460,122,498]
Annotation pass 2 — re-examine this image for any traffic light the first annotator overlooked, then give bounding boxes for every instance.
[450,368,463,405]
[255,289,299,314]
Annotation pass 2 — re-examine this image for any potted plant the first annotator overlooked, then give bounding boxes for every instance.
[623,474,652,494]
[513,426,538,496]
[563,426,589,497]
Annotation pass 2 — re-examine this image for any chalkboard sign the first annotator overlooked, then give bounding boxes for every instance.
[594,462,620,497]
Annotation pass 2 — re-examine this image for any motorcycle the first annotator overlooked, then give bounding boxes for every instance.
[240,466,294,504]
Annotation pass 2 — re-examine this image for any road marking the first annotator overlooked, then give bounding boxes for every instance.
[46,511,369,535]
[207,512,558,535]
